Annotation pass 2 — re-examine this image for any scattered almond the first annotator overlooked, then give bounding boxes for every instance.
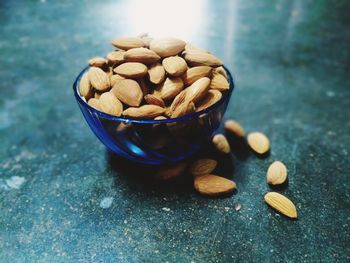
[144,94,165,108]
[247,132,270,154]
[111,79,143,107]
[264,192,297,219]
[190,159,218,176]
[88,67,110,91]
[148,63,166,84]
[111,37,144,50]
[150,38,186,57]
[194,174,236,196]
[182,66,212,85]
[99,92,123,116]
[210,72,230,91]
[123,105,165,119]
[267,161,287,185]
[162,56,188,77]
[212,134,231,154]
[224,120,245,137]
[124,47,161,64]
[196,89,222,112]
[183,51,223,67]
[113,62,148,78]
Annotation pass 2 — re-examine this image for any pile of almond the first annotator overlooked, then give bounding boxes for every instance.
[79,35,230,119]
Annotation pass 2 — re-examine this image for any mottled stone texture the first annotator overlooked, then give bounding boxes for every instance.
[0,0,349,262]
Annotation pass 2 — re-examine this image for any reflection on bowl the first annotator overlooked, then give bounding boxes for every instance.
[73,66,234,165]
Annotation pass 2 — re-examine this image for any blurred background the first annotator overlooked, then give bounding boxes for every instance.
[0,0,349,262]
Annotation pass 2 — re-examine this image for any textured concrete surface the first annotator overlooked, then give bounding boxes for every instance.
[0,0,349,262]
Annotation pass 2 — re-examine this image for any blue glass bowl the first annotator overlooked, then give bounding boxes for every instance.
[73,66,234,165]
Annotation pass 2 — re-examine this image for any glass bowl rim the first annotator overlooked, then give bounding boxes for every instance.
[73,65,234,124]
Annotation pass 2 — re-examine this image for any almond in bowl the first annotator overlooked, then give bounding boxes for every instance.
[78,35,230,119]
[74,34,234,165]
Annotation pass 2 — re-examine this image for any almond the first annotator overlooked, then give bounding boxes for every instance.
[196,89,222,112]
[106,50,125,65]
[154,162,187,180]
[148,63,166,84]
[110,74,125,86]
[138,33,153,48]
[124,47,161,64]
[171,100,195,118]
[185,43,209,53]
[224,120,245,137]
[79,72,93,99]
[88,67,110,91]
[190,159,218,177]
[155,77,184,101]
[113,62,148,78]
[87,98,101,111]
[194,174,236,197]
[185,77,211,103]
[164,107,172,118]
[169,90,187,112]
[94,92,102,99]
[162,56,187,77]
[111,79,143,107]
[182,66,212,85]
[210,72,229,91]
[267,161,287,185]
[111,37,144,50]
[154,116,167,121]
[123,105,165,119]
[264,192,297,219]
[88,57,107,68]
[212,134,231,154]
[99,92,123,116]
[183,50,223,67]
[153,115,167,128]
[144,94,165,108]
[247,132,270,154]
[150,38,186,57]
[214,66,228,79]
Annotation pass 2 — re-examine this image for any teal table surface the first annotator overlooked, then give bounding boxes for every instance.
[1,0,349,262]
